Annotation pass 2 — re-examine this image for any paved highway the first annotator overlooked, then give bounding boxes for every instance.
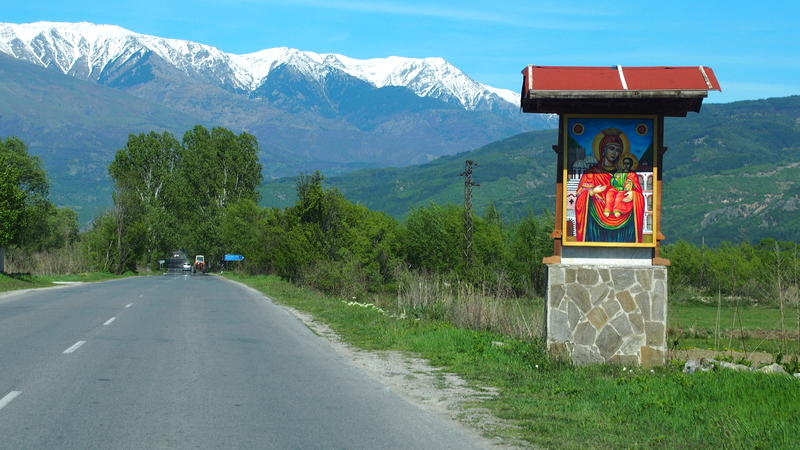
[0,275,489,449]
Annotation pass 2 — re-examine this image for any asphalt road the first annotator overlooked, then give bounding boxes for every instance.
[0,275,489,449]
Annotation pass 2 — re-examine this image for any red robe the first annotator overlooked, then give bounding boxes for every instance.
[574,170,645,243]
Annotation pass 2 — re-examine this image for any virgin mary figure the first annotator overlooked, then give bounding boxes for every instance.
[573,128,645,243]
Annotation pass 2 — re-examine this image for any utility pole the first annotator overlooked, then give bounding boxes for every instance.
[459,160,479,269]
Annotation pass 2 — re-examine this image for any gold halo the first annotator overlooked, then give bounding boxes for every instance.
[592,128,630,163]
[617,152,639,171]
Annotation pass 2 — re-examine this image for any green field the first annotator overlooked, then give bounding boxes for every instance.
[669,302,800,356]
[225,273,800,448]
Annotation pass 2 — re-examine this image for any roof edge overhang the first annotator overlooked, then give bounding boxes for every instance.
[524,89,709,99]
[519,65,720,116]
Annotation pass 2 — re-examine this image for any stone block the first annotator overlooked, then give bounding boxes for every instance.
[640,346,665,367]
[635,269,653,290]
[599,268,611,283]
[572,344,604,365]
[549,266,565,285]
[596,325,622,359]
[573,321,596,346]
[617,291,636,313]
[566,268,577,283]
[577,268,599,286]
[651,290,666,322]
[645,321,665,347]
[620,335,645,355]
[610,355,639,366]
[549,309,570,341]
[610,313,633,336]
[587,307,609,329]
[628,312,644,334]
[611,269,636,291]
[566,284,591,313]
[549,284,565,308]
[636,292,651,320]
[568,301,581,330]
[654,268,666,280]
[602,297,621,319]
[590,285,609,306]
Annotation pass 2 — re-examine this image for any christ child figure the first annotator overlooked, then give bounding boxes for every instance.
[602,157,635,218]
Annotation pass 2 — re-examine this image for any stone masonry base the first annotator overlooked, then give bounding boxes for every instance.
[546,264,668,367]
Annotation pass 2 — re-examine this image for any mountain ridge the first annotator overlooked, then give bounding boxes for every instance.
[0,21,519,112]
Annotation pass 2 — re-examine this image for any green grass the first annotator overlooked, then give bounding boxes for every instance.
[225,273,800,448]
[0,273,54,292]
[0,271,134,293]
[670,302,800,354]
[671,303,800,332]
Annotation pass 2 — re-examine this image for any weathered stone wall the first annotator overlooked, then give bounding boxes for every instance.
[546,264,667,367]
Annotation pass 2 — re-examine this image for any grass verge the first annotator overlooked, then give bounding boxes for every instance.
[226,273,800,448]
[0,273,54,292]
[0,271,134,293]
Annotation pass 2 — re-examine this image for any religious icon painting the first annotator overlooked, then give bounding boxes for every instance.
[563,115,658,247]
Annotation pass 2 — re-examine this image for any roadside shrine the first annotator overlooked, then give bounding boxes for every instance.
[520,65,721,366]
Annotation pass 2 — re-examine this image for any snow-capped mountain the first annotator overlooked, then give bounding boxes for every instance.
[0,21,518,111]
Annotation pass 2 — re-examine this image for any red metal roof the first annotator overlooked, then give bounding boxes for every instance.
[522,65,721,93]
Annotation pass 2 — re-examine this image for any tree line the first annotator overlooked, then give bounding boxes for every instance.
[1,128,798,304]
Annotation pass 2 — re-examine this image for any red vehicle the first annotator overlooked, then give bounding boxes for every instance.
[193,255,206,273]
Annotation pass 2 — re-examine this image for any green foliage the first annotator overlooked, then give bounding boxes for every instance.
[664,238,800,303]
[0,136,79,254]
[98,126,264,272]
[0,159,26,247]
[506,214,553,295]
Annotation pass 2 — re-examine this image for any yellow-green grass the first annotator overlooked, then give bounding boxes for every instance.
[226,273,800,448]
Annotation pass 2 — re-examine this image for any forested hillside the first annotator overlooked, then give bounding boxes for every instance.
[261,96,800,245]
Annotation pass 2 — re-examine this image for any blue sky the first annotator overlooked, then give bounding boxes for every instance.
[5,1,799,103]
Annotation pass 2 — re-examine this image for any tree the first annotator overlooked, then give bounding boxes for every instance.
[0,137,54,249]
[179,126,263,265]
[109,131,182,267]
[0,160,26,248]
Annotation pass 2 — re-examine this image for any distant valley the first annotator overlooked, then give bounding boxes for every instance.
[260,96,800,245]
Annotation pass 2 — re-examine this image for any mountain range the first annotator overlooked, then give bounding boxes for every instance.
[0,21,551,221]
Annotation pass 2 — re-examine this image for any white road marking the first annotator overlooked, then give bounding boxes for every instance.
[63,340,86,354]
[103,317,116,326]
[125,303,133,308]
[0,391,21,411]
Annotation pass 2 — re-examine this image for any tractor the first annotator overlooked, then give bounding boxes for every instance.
[193,255,207,273]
